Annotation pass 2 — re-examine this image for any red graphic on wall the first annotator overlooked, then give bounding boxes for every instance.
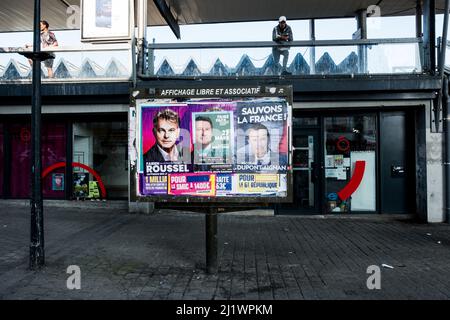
[42,162,107,198]
[337,160,366,201]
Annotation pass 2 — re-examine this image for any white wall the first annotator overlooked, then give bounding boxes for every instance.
[426,131,445,222]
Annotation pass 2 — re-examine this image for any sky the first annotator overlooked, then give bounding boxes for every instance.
[0,14,447,75]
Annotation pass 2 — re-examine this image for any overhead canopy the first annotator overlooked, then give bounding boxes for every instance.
[0,0,447,32]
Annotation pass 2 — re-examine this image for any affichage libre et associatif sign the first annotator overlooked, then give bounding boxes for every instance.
[135,90,292,200]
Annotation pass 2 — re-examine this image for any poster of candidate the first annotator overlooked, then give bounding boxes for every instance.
[235,100,288,171]
[192,111,233,165]
[131,85,292,203]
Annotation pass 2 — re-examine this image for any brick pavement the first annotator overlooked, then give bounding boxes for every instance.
[1,202,450,300]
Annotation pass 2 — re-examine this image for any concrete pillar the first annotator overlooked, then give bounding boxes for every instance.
[424,101,445,222]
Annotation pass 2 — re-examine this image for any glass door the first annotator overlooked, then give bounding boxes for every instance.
[324,115,377,213]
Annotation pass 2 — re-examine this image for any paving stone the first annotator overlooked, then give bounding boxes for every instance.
[1,203,450,299]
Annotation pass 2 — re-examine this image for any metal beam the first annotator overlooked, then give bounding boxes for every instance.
[153,0,180,39]
[135,75,442,92]
[430,0,437,75]
[416,1,424,72]
[416,0,423,37]
[310,19,316,75]
[423,0,431,72]
[423,0,437,74]
[146,37,422,50]
[356,9,368,74]
[438,0,450,75]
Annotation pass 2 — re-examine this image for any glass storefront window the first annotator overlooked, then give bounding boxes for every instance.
[73,122,128,199]
[324,115,377,213]
[9,122,66,198]
[293,117,318,127]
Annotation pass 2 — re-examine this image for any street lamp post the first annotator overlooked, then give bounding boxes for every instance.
[29,0,45,270]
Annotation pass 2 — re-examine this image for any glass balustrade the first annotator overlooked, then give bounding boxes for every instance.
[145,40,423,77]
[0,46,133,81]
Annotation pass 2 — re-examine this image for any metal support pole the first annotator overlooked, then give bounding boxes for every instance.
[356,9,368,74]
[423,0,436,74]
[439,0,450,75]
[309,19,316,75]
[136,0,147,75]
[30,0,44,270]
[416,0,424,69]
[431,0,450,133]
[430,0,436,75]
[416,0,423,38]
[205,207,218,274]
[148,38,155,76]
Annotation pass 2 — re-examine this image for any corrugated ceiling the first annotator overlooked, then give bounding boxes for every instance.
[0,0,446,32]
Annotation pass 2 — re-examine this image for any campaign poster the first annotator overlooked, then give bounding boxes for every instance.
[236,173,286,195]
[192,111,233,165]
[141,175,167,195]
[168,173,216,196]
[235,100,289,173]
[216,173,233,196]
[89,181,100,199]
[52,173,64,191]
[140,104,192,177]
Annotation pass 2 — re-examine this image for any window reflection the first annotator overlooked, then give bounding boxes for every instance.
[73,122,128,199]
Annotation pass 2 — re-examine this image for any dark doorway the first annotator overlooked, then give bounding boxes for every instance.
[379,111,413,214]
[276,128,321,214]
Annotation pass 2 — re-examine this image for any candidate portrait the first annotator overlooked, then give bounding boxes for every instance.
[236,123,287,166]
[143,109,185,163]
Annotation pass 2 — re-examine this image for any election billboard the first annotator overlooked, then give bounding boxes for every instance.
[129,85,293,203]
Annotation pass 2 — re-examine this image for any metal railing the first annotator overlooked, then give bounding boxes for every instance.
[142,38,424,77]
[0,43,134,82]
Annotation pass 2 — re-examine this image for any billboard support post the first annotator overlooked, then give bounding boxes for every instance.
[130,85,293,273]
[205,207,218,274]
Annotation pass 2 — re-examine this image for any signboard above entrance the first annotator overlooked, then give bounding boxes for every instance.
[130,85,293,203]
